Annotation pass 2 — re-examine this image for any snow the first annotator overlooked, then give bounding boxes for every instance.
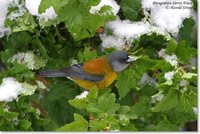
[164,71,174,80]
[100,33,125,49]
[100,18,171,49]
[179,80,189,86]
[138,73,156,86]
[75,91,89,99]
[7,0,26,20]
[25,0,57,21]
[89,0,120,15]
[142,0,193,35]
[107,19,151,43]
[0,0,11,38]
[158,49,178,67]
[0,77,23,102]
[151,91,164,103]
[8,51,46,70]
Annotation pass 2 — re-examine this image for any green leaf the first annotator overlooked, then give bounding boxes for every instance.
[45,0,115,40]
[5,13,37,33]
[86,92,120,114]
[89,119,108,131]
[152,89,179,112]
[78,47,97,62]
[19,120,32,130]
[116,69,136,98]
[121,124,137,131]
[38,0,56,13]
[121,0,142,21]
[176,41,197,63]
[134,56,156,75]
[68,98,88,110]
[154,116,178,131]
[176,91,197,112]
[40,80,79,126]
[132,96,151,117]
[179,18,195,44]
[166,39,177,54]
[21,82,37,96]
[56,113,88,131]
[118,106,138,119]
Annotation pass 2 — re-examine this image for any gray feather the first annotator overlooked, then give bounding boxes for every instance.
[40,64,104,82]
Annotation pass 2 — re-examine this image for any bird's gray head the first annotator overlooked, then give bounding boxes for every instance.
[107,50,134,72]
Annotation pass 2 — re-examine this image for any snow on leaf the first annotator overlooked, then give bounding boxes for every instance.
[0,77,37,102]
[138,73,156,87]
[8,51,46,70]
[101,18,170,49]
[75,91,89,99]
[0,0,11,38]
[25,0,57,21]
[21,82,37,96]
[158,49,178,67]
[142,0,193,36]
[89,0,120,15]
[0,77,23,102]
[164,71,174,80]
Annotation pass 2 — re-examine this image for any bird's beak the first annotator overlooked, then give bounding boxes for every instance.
[127,56,136,63]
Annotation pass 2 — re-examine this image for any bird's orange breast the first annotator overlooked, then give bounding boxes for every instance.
[73,57,117,90]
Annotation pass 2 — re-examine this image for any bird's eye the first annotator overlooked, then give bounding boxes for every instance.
[119,57,129,63]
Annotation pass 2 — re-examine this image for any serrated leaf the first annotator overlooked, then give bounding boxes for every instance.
[40,80,79,126]
[89,119,108,131]
[179,18,195,44]
[131,96,151,117]
[176,41,197,63]
[152,90,178,112]
[56,113,88,131]
[86,92,120,114]
[38,0,56,13]
[19,120,32,130]
[166,39,177,54]
[116,69,136,98]
[21,82,37,96]
[68,98,88,110]
[121,0,142,21]
[45,0,115,40]
[155,117,178,131]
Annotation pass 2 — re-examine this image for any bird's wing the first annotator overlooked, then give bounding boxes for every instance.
[61,64,104,82]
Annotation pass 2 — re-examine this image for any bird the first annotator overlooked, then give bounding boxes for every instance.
[39,50,135,90]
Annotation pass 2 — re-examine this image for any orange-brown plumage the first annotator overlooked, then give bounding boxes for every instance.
[74,56,117,90]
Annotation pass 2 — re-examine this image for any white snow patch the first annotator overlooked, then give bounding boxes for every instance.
[138,73,156,86]
[0,77,23,102]
[90,0,120,15]
[107,19,151,43]
[100,33,125,49]
[8,51,46,70]
[158,49,178,67]
[179,80,189,87]
[25,0,57,21]
[7,0,26,20]
[100,18,170,49]
[164,71,174,80]
[0,0,11,38]
[75,91,89,99]
[141,0,193,36]
[151,91,164,103]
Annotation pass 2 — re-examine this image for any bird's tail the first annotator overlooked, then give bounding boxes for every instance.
[39,69,66,77]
